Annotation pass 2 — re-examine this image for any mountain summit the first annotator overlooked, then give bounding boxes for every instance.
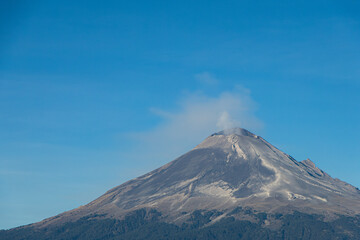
[2,128,360,239]
[30,127,360,224]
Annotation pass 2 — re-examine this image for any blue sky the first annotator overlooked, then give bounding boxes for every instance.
[1,0,360,229]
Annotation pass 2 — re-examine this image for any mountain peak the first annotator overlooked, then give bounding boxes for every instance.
[4,128,360,240]
[195,127,260,150]
[27,127,360,232]
[211,127,257,137]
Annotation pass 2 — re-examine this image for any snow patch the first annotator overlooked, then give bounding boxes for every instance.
[259,156,282,195]
[227,135,248,160]
[313,196,327,202]
[175,176,199,189]
[197,181,235,200]
[287,192,309,200]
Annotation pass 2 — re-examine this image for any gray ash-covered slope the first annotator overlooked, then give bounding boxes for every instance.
[37,128,360,228]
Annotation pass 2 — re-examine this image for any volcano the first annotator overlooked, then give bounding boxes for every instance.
[2,128,360,239]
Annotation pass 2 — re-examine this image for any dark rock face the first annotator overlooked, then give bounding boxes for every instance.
[2,208,360,240]
[2,128,360,239]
